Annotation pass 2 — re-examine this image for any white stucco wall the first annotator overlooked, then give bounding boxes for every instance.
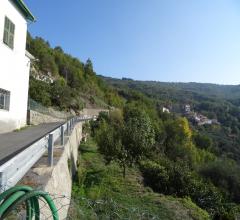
[0,0,30,133]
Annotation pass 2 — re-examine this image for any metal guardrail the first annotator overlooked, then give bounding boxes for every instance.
[0,116,93,192]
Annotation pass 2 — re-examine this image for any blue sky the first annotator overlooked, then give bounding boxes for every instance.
[25,0,240,85]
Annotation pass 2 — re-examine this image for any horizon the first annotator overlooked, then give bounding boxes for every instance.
[101,75,240,86]
[25,0,240,85]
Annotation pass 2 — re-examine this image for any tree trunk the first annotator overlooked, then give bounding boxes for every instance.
[123,164,126,178]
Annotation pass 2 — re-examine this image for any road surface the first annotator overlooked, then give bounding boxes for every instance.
[0,122,64,166]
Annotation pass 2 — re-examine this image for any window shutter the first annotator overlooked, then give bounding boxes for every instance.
[0,89,10,111]
[3,30,8,44]
[4,17,10,30]
[3,17,15,49]
[9,35,14,49]
[5,94,10,111]
[10,23,15,34]
[0,94,4,109]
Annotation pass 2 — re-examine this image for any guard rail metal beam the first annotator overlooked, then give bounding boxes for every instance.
[0,116,92,192]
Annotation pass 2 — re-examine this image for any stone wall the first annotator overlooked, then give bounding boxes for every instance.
[21,122,83,219]
[80,108,109,117]
[27,110,65,125]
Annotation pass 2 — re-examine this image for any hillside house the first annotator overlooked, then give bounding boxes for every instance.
[0,0,35,133]
[184,104,191,113]
[162,107,170,113]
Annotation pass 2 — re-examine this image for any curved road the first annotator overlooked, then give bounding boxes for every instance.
[0,122,64,166]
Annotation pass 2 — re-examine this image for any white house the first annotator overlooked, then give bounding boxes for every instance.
[0,0,35,133]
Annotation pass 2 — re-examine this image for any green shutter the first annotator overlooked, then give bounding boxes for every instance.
[10,23,15,34]
[4,17,10,30]
[3,30,8,44]
[3,17,15,49]
[9,35,14,49]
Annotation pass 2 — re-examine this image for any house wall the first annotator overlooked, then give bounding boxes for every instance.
[0,0,30,133]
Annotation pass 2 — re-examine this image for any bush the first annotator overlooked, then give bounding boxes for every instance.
[29,77,52,107]
[199,159,240,203]
[140,158,226,217]
[140,160,169,193]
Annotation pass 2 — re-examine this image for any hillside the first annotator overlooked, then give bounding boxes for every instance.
[102,76,240,100]
[27,35,240,219]
[26,34,123,112]
[71,139,210,220]
[101,76,240,163]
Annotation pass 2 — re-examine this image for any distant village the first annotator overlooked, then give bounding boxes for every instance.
[162,104,220,126]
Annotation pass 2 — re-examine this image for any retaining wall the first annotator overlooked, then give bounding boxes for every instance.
[21,121,83,219]
[27,110,65,125]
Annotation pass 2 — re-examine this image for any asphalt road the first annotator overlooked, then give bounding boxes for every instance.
[0,122,64,166]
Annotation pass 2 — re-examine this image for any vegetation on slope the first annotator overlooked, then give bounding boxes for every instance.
[26,34,123,111]
[90,101,240,219]
[27,34,240,219]
[102,76,240,163]
[71,139,210,220]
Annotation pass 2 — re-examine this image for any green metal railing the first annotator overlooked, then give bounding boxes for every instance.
[0,186,59,220]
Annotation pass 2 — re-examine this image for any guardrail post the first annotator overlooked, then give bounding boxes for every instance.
[61,126,64,146]
[67,121,70,135]
[0,172,6,192]
[48,133,54,167]
[71,118,73,130]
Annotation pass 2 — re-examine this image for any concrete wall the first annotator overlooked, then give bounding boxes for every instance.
[80,108,109,117]
[21,122,83,219]
[0,0,31,133]
[27,110,65,125]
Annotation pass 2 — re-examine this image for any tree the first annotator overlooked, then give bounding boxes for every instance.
[164,117,198,166]
[193,132,213,150]
[51,78,72,110]
[84,58,94,77]
[96,110,128,176]
[123,105,155,165]
[95,108,155,177]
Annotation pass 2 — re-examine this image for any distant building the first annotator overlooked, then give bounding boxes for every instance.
[0,0,35,133]
[198,119,212,126]
[185,104,191,113]
[162,107,170,113]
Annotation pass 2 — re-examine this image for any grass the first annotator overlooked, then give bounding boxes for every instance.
[70,138,210,220]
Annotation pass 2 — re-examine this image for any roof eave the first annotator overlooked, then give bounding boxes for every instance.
[12,0,35,22]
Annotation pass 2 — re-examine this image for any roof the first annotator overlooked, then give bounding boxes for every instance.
[11,0,35,21]
[25,50,35,60]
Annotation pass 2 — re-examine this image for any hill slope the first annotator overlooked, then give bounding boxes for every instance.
[101,76,240,163]
[71,139,210,220]
[27,35,123,111]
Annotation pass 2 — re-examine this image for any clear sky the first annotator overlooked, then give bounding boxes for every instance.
[25,0,240,85]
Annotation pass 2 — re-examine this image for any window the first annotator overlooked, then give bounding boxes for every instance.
[0,89,10,111]
[3,17,15,49]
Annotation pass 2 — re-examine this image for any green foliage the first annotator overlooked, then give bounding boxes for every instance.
[139,159,229,217]
[199,159,240,203]
[27,32,240,219]
[71,138,210,220]
[83,122,91,135]
[123,105,155,163]
[51,78,72,110]
[29,77,51,107]
[163,117,198,166]
[27,34,123,110]
[95,107,155,177]
[103,76,240,163]
[193,132,213,150]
